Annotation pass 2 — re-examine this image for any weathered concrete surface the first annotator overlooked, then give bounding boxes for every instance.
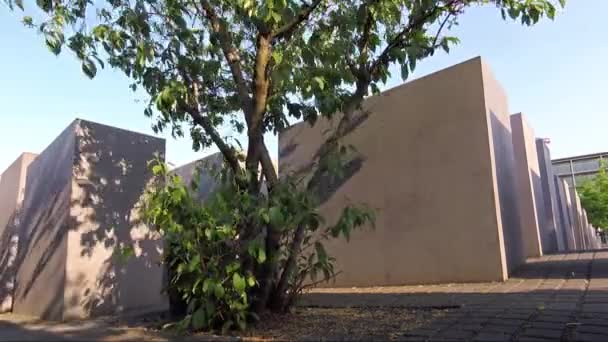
[582,210,590,249]
[13,119,168,321]
[555,177,576,251]
[536,138,565,252]
[511,113,544,258]
[170,152,224,202]
[0,153,37,313]
[280,57,524,286]
[570,188,585,251]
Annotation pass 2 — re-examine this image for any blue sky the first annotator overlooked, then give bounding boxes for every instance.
[1,1,607,172]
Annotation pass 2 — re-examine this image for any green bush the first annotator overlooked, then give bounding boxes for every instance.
[141,159,374,332]
[578,163,608,231]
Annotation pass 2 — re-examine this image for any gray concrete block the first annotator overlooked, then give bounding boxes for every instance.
[12,119,168,320]
[0,153,37,312]
[536,139,565,252]
[171,152,224,202]
[279,57,524,286]
[570,188,586,250]
[511,113,544,257]
[555,177,576,251]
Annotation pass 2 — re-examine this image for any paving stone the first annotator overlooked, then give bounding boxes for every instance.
[471,332,512,342]
[577,318,608,326]
[477,324,520,335]
[534,315,573,324]
[582,304,608,313]
[571,332,608,342]
[528,321,567,330]
[432,329,476,340]
[515,336,554,341]
[576,324,608,335]
[487,318,527,327]
[403,328,437,337]
[519,328,564,339]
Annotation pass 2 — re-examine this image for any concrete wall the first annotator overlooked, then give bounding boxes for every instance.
[13,119,168,320]
[279,57,524,286]
[510,114,544,257]
[555,177,576,251]
[171,152,224,202]
[581,210,590,249]
[536,139,565,252]
[570,188,585,250]
[0,153,37,312]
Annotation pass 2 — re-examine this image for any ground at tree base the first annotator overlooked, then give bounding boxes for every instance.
[1,249,608,341]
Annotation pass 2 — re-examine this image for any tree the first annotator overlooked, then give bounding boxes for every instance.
[5,0,564,330]
[578,163,608,231]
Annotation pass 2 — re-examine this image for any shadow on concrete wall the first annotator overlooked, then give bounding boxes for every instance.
[282,111,371,205]
[489,111,524,273]
[0,211,19,310]
[12,121,164,320]
[531,171,557,254]
[15,185,71,320]
[69,122,163,318]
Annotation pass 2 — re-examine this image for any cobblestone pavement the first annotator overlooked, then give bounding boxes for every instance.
[1,250,607,341]
[302,250,608,341]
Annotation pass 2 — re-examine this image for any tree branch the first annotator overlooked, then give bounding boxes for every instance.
[356,0,379,65]
[199,0,252,116]
[271,0,323,40]
[178,68,242,175]
[370,0,461,77]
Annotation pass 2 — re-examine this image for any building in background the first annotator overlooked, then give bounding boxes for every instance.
[552,151,608,189]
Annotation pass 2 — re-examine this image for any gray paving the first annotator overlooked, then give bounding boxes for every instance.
[303,250,608,341]
[1,250,607,341]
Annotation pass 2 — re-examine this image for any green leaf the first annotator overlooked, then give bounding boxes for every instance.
[257,247,267,263]
[272,50,283,64]
[22,16,33,27]
[268,206,283,226]
[315,241,328,263]
[221,320,234,334]
[232,273,246,293]
[188,257,200,272]
[313,76,325,90]
[82,58,97,79]
[191,307,207,330]
[45,32,63,55]
[246,274,256,287]
[400,64,409,80]
[214,284,225,298]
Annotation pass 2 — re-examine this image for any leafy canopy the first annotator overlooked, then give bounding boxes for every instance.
[5,0,565,183]
[578,163,608,231]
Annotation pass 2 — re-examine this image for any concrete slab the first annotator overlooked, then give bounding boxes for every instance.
[511,113,544,257]
[536,138,564,252]
[279,57,525,286]
[555,177,576,251]
[170,152,224,202]
[570,189,586,250]
[0,153,37,313]
[12,119,168,320]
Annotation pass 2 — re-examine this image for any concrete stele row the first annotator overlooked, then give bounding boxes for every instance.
[0,57,604,320]
[279,57,603,287]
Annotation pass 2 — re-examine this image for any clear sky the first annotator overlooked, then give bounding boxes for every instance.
[1,1,607,172]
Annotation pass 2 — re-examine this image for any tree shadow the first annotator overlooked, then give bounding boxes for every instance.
[0,211,19,312]
[12,119,167,320]
[279,110,371,205]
